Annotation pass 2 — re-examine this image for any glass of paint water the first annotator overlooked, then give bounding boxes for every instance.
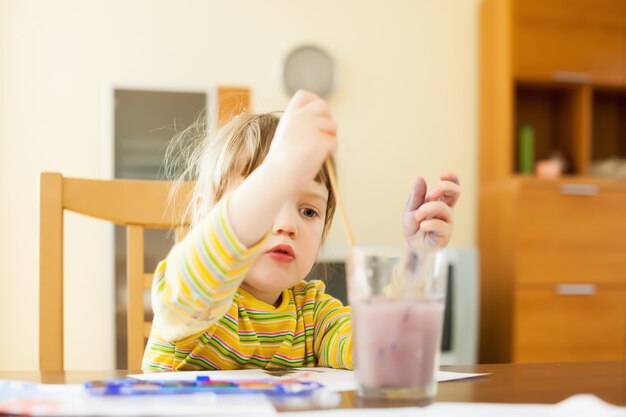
[347,245,448,400]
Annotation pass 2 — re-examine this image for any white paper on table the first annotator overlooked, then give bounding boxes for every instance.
[129,367,487,392]
[435,370,487,383]
[0,380,277,417]
[278,394,625,417]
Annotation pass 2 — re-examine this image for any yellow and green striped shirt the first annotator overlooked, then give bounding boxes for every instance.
[142,198,352,371]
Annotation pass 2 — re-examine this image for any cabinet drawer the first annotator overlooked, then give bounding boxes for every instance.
[513,287,626,363]
[516,184,626,285]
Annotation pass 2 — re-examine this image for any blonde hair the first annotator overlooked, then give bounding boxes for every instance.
[165,112,337,241]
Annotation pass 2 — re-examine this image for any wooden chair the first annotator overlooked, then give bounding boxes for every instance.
[39,172,193,370]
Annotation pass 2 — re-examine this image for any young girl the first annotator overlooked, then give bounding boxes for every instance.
[142,90,460,371]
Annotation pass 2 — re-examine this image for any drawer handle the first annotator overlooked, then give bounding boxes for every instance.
[559,184,598,196]
[552,71,591,83]
[555,284,596,296]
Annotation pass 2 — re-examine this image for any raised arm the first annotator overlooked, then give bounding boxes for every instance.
[151,197,265,342]
[228,90,337,247]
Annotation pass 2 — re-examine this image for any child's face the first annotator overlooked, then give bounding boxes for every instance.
[241,178,328,304]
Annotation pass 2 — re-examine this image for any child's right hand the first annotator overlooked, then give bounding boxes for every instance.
[265,90,338,189]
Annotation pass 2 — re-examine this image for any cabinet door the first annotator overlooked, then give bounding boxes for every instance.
[516,182,626,285]
[513,287,626,362]
[514,0,626,33]
[514,22,624,85]
[513,0,626,85]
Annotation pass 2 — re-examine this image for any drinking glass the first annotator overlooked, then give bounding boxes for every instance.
[347,245,448,400]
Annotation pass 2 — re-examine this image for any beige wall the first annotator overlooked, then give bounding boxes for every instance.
[0,0,479,370]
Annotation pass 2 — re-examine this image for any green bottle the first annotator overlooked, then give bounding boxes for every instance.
[518,125,534,175]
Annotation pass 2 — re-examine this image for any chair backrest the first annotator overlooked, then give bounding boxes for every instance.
[39,172,193,370]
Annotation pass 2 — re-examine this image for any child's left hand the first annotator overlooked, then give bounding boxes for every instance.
[403,172,460,251]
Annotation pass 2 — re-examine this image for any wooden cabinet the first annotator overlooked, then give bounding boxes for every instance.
[514,180,626,362]
[479,0,626,363]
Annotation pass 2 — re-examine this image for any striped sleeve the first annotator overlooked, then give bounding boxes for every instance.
[311,282,353,369]
[151,196,265,342]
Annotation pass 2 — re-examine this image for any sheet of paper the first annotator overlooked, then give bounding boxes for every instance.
[0,380,277,417]
[435,370,487,382]
[130,367,487,393]
[278,394,625,417]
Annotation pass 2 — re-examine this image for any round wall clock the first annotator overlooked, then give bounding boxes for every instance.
[282,45,337,99]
